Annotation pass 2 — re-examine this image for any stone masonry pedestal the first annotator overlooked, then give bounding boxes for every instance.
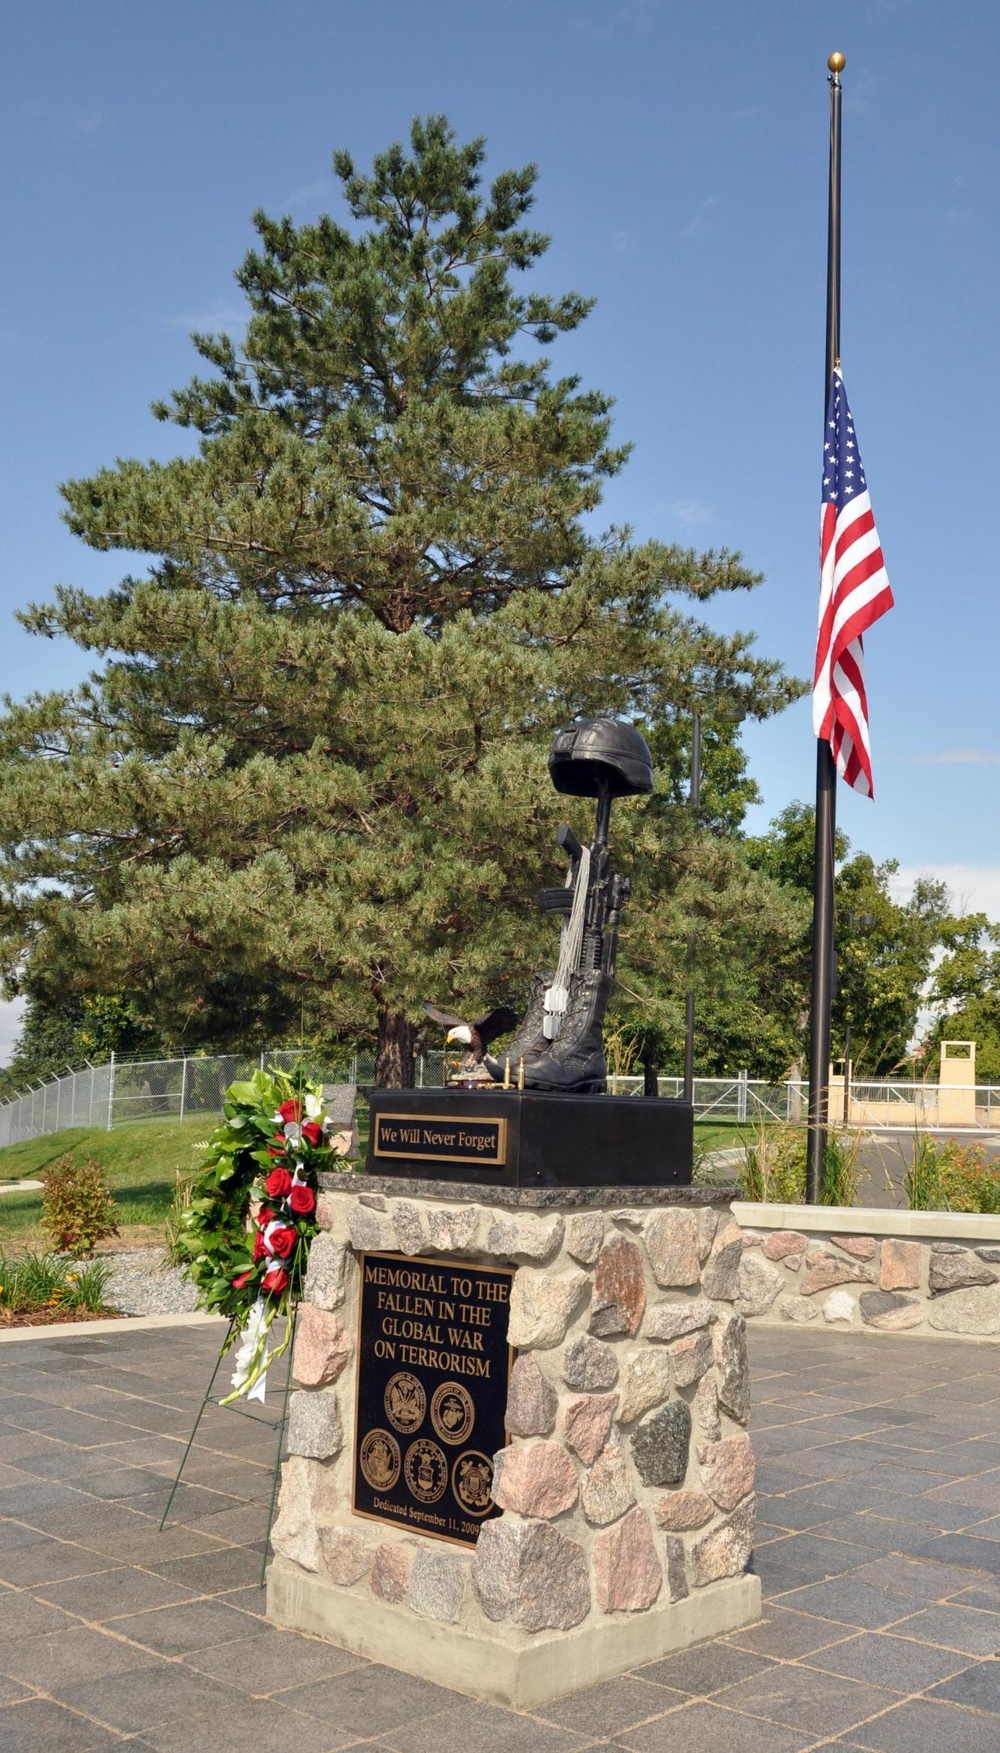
[266,1176,760,1709]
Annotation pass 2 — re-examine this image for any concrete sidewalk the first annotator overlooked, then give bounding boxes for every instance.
[3,1323,1000,1749]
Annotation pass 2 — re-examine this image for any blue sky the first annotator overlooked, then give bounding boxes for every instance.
[1,0,998,1058]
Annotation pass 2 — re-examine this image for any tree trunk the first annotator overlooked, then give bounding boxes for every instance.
[642,1057,659,1099]
[375,1009,416,1088]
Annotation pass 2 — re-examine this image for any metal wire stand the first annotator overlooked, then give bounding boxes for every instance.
[159,1307,299,1586]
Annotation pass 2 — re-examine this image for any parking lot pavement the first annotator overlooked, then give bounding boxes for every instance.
[3,1322,1000,1749]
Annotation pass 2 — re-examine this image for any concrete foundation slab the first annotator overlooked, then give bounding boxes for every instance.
[267,1556,761,1708]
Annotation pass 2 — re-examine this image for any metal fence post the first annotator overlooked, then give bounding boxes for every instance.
[106,1051,116,1131]
[738,1070,748,1125]
[179,1057,187,1124]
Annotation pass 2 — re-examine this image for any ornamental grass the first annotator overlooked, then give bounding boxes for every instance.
[0,1249,109,1319]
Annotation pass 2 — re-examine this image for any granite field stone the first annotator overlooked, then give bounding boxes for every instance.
[563,1392,618,1465]
[590,1234,646,1336]
[714,1312,750,1424]
[593,1505,662,1612]
[490,1439,579,1518]
[690,1493,757,1585]
[698,1435,755,1512]
[471,1518,591,1631]
[292,1305,352,1388]
[735,1252,785,1317]
[565,1211,605,1265]
[822,1289,857,1324]
[860,1290,925,1331]
[761,1230,810,1261]
[303,1233,352,1311]
[879,1239,921,1290]
[408,1546,468,1622]
[617,1347,672,1424]
[929,1248,998,1296]
[667,1328,714,1388]
[800,1254,876,1295]
[371,1541,415,1603]
[486,1212,564,1263]
[653,1489,715,1531]
[644,1209,701,1288]
[702,1218,744,1301]
[507,1265,588,1348]
[563,1332,619,1391]
[427,1204,480,1253]
[928,1283,1000,1334]
[504,1354,559,1437]
[832,1234,879,1260]
[581,1441,637,1526]
[319,1526,373,1585]
[630,1399,691,1487]
[287,1389,343,1462]
[644,1298,715,1343]
[391,1200,425,1255]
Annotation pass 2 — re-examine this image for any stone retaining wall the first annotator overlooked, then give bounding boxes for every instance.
[731,1202,1000,1337]
[266,1177,761,1707]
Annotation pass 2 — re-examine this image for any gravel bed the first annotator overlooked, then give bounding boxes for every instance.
[98,1249,200,1316]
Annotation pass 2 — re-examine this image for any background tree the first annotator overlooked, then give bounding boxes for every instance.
[0,118,800,1085]
[739,803,959,1078]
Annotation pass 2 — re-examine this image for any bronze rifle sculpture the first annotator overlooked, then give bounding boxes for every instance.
[483,719,653,1095]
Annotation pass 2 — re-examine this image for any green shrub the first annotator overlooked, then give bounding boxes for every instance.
[904,1135,1000,1213]
[739,1124,807,1203]
[0,1250,109,1315]
[40,1154,119,1257]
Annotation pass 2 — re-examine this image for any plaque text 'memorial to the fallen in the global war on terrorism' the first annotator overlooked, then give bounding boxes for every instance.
[353,1252,513,1547]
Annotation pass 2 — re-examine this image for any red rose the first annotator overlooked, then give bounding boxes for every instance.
[264,1168,293,1198]
[268,1225,297,1259]
[252,1230,267,1262]
[301,1121,323,1147]
[257,1206,275,1226]
[261,1265,289,1295]
[232,1270,255,1289]
[278,1099,303,1123]
[289,1184,316,1216]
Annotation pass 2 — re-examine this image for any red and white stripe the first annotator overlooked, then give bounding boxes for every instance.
[813,486,893,797]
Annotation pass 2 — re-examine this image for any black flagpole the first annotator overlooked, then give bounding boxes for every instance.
[806,51,845,1204]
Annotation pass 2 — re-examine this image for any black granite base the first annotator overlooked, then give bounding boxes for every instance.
[365,1088,693,1188]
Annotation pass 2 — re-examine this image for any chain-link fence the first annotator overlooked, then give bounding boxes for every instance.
[3,1052,1000,1148]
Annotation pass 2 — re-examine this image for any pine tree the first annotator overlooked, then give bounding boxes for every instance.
[0,119,800,1084]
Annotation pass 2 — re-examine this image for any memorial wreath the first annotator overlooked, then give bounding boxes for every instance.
[174,1068,344,1402]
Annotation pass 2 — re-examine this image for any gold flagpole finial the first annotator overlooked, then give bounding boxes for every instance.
[828,52,846,74]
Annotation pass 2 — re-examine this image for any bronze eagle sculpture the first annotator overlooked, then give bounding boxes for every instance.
[422,1003,517,1063]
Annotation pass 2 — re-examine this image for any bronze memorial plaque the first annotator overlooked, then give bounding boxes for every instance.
[372,1112,507,1169]
[353,1252,514,1546]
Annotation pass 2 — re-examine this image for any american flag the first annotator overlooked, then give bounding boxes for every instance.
[813,367,893,797]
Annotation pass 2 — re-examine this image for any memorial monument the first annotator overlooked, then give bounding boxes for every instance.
[266,719,759,1705]
[368,718,693,1187]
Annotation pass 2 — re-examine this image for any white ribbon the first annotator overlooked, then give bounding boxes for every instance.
[230,1297,271,1402]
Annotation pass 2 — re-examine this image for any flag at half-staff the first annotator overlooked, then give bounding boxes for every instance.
[812,366,893,797]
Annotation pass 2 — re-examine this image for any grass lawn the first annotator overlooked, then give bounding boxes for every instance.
[0,1117,213,1249]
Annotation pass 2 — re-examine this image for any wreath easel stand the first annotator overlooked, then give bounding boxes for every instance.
[159,1304,300,1587]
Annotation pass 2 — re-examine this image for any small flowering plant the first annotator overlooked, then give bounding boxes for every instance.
[173,1068,349,1401]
